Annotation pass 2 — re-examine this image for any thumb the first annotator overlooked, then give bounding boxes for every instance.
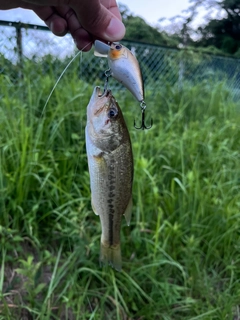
[71,0,125,41]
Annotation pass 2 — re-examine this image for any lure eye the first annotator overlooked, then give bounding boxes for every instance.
[115,44,122,50]
[108,108,118,118]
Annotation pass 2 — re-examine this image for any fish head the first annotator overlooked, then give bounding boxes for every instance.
[87,87,126,148]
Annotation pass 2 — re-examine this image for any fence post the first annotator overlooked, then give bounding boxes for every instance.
[178,59,184,89]
[16,23,23,78]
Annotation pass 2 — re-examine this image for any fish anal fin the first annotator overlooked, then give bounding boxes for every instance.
[124,197,132,226]
[100,243,122,271]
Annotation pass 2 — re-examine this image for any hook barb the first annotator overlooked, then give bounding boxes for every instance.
[134,107,153,130]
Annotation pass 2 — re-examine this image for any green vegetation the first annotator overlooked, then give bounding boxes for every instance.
[119,4,178,47]
[120,0,240,56]
[187,0,240,55]
[1,57,240,319]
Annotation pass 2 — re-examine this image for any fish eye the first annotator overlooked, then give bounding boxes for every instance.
[108,108,118,118]
[115,44,122,50]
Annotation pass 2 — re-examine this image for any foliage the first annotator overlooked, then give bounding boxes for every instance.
[119,4,178,47]
[192,0,240,54]
[1,54,240,319]
[158,0,240,55]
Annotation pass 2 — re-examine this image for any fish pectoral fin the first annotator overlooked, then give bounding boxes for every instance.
[91,199,99,215]
[124,197,133,226]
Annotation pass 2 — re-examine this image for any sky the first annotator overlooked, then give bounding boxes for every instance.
[119,0,191,25]
[0,1,192,27]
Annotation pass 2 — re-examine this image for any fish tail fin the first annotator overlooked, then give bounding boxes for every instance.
[100,243,122,271]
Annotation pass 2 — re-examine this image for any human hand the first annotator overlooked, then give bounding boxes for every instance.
[0,0,125,51]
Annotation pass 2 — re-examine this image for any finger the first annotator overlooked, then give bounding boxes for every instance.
[101,0,122,21]
[56,6,92,51]
[34,5,93,51]
[23,0,125,42]
[32,5,92,50]
[0,0,42,10]
[70,0,125,41]
[33,6,68,36]
[23,0,67,5]
[1,2,69,37]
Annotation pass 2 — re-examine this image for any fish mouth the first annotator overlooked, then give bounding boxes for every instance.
[88,87,113,115]
[93,86,112,99]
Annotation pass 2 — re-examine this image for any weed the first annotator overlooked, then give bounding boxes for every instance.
[1,56,240,319]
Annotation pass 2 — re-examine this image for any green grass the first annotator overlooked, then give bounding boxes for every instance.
[1,58,240,319]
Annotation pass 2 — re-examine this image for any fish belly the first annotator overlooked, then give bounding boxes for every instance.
[87,137,132,271]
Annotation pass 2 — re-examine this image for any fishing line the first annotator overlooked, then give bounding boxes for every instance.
[35,42,92,210]
[41,42,92,117]
[71,49,85,192]
[40,0,121,213]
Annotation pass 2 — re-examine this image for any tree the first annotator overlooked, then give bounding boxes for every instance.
[191,0,240,54]
[118,4,178,47]
[158,0,240,55]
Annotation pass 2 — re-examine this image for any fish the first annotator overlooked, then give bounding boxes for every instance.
[94,40,144,103]
[85,86,133,271]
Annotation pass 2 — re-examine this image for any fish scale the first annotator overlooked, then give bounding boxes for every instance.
[85,87,133,271]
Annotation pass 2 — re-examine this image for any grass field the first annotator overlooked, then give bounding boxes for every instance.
[1,58,240,319]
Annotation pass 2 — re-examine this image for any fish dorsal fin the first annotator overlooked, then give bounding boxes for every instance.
[94,40,110,57]
[124,197,133,226]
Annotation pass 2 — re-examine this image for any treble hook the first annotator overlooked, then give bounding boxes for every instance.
[134,101,153,130]
[103,68,112,93]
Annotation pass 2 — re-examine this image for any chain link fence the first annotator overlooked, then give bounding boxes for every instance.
[1,20,240,99]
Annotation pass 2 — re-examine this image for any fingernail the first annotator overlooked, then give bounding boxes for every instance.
[103,18,125,41]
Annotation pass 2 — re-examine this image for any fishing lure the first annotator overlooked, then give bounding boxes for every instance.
[94,40,152,130]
